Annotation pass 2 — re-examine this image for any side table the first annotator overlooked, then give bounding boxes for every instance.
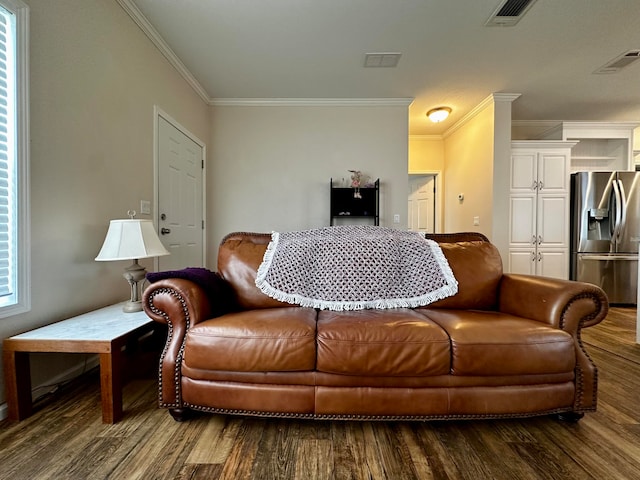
[3,303,155,423]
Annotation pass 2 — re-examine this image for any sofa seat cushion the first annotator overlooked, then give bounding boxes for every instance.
[317,309,450,376]
[182,307,317,372]
[419,309,576,376]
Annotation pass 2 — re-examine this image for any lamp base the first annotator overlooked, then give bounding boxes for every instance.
[122,259,147,313]
[123,300,143,313]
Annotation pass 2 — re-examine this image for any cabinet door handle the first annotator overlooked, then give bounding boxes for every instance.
[538,252,542,262]
[538,235,543,245]
[531,251,536,262]
[532,180,538,190]
[538,180,544,190]
[531,235,537,245]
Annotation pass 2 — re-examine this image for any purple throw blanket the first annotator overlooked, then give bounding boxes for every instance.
[146,267,236,317]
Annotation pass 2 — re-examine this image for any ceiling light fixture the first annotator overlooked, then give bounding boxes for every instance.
[427,107,452,123]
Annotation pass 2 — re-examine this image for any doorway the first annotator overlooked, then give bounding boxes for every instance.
[408,174,437,233]
[155,108,206,271]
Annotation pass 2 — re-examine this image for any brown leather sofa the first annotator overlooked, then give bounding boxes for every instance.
[142,231,608,422]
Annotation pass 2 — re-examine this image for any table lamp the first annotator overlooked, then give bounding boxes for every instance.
[95,211,170,312]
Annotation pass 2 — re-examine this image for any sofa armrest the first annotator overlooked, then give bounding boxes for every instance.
[142,278,213,407]
[498,273,608,333]
[499,273,608,412]
[143,278,213,326]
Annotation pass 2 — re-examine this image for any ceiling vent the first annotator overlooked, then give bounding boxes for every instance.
[364,53,402,68]
[485,0,539,26]
[594,50,640,74]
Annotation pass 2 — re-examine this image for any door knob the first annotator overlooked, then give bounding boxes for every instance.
[161,228,171,235]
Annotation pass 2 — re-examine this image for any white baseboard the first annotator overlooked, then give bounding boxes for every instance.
[0,354,100,421]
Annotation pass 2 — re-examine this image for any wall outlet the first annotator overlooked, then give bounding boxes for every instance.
[140,200,151,215]
[473,216,480,226]
[393,214,400,224]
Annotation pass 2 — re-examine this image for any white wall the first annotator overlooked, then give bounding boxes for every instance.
[440,94,516,264]
[0,0,210,406]
[408,135,444,173]
[443,103,495,237]
[408,135,445,232]
[208,104,409,264]
[491,98,516,257]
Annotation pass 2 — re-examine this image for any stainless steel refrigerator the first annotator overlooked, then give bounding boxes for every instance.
[570,171,640,304]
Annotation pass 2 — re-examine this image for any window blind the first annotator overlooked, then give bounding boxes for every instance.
[0,6,14,299]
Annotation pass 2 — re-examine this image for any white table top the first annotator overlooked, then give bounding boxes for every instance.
[9,303,153,342]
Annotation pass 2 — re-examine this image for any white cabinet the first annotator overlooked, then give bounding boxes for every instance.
[508,141,577,279]
[508,248,568,278]
[542,122,638,172]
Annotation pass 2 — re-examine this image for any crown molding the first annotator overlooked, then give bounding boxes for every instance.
[511,120,562,128]
[491,93,522,104]
[409,134,443,141]
[511,120,563,140]
[511,140,579,149]
[443,93,521,139]
[560,121,640,131]
[210,98,414,107]
[116,0,210,103]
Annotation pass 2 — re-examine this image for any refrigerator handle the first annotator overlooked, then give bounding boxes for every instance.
[617,179,627,242]
[611,179,623,242]
[580,254,638,261]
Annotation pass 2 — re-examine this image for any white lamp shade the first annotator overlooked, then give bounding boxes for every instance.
[95,219,170,261]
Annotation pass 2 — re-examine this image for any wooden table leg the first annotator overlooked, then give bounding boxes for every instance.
[3,349,33,421]
[99,349,122,424]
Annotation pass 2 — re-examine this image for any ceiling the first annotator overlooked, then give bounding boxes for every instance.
[127,0,640,136]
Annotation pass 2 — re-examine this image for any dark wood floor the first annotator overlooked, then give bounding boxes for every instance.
[1,307,639,480]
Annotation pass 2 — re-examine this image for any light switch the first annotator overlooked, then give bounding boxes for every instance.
[473,216,480,226]
[140,200,151,215]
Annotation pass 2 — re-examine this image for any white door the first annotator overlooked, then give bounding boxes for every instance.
[510,152,537,192]
[157,115,204,270]
[538,152,569,192]
[537,249,569,279]
[508,249,536,275]
[537,194,569,247]
[408,175,435,233]
[509,195,536,246]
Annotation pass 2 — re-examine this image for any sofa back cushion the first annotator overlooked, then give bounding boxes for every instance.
[218,231,503,311]
[218,232,292,309]
[423,233,503,310]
